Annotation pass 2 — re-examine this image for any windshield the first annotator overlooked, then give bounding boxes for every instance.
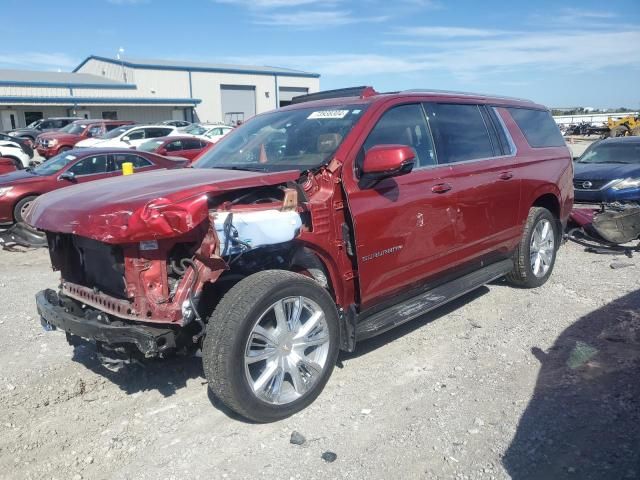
[101,125,130,139]
[60,123,88,135]
[138,139,164,152]
[194,105,367,172]
[577,142,640,164]
[34,152,79,175]
[185,124,207,135]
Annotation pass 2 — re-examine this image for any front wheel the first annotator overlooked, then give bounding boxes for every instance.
[14,195,38,223]
[203,270,339,422]
[506,207,558,288]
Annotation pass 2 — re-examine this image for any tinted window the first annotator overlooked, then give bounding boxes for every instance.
[507,108,565,148]
[183,138,203,150]
[112,153,153,170]
[69,155,108,175]
[165,140,184,152]
[363,104,436,168]
[87,125,103,137]
[126,129,145,140]
[145,128,173,138]
[427,103,494,163]
[39,120,54,129]
[577,142,640,165]
[105,123,124,132]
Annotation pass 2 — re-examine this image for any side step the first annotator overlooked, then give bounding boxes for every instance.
[356,259,513,341]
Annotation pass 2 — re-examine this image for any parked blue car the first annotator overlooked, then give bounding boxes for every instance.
[573,137,640,204]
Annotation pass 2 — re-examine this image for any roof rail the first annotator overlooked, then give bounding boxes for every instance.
[290,86,378,105]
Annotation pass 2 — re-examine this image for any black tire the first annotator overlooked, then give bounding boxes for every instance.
[506,207,558,288]
[4,156,23,170]
[203,270,339,422]
[13,195,38,223]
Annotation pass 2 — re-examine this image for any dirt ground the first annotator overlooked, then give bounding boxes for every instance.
[0,241,638,480]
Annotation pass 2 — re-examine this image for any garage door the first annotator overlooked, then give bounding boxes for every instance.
[221,85,256,125]
[279,87,309,107]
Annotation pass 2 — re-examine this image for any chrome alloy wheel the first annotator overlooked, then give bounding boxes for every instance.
[20,200,33,219]
[244,296,330,405]
[530,218,555,278]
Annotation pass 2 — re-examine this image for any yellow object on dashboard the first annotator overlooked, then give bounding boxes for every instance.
[122,162,134,176]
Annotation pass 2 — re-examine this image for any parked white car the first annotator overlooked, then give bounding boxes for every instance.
[0,138,32,168]
[182,123,233,143]
[75,125,179,149]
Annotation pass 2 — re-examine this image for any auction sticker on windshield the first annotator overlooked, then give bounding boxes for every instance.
[307,110,350,119]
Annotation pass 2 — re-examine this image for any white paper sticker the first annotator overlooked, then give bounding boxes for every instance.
[139,240,159,251]
[307,110,349,119]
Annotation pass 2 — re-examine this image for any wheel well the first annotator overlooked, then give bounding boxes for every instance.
[532,194,560,219]
[12,194,38,222]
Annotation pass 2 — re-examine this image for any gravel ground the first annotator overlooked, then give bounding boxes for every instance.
[0,241,638,480]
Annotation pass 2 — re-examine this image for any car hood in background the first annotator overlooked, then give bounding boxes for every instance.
[26,167,300,243]
[574,162,640,181]
[38,132,82,143]
[0,169,41,186]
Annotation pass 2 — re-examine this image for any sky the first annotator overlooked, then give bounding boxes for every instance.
[1,0,639,108]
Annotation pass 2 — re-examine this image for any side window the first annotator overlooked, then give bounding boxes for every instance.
[146,128,173,138]
[105,123,123,132]
[426,103,495,163]
[165,140,183,152]
[112,153,153,171]
[506,108,565,148]
[363,104,436,168]
[183,138,203,150]
[126,129,145,140]
[39,120,53,129]
[87,125,103,138]
[69,155,108,176]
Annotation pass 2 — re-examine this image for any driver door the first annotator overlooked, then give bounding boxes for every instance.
[343,103,459,309]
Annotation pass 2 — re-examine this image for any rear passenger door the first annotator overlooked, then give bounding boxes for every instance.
[424,102,521,263]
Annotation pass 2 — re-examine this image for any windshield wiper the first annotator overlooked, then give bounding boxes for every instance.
[212,165,268,172]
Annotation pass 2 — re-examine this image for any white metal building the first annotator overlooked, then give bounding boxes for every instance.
[0,55,320,130]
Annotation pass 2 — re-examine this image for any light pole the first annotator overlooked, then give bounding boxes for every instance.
[116,47,127,83]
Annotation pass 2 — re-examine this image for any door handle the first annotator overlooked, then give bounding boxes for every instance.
[499,171,513,180]
[431,183,452,194]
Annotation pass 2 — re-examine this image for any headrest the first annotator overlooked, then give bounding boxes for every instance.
[317,133,342,153]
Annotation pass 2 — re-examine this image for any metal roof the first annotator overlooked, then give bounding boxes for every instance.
[0,96,201,106]
[74,55,320,78]
[0,69,136,89]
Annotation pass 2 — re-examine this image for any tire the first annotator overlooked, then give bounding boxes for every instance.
[13,195,38,223]
[506,207,558,288]
[203,270,339,422]
[4,156,24,170]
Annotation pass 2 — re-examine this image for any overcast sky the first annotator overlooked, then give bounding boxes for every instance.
[1,0,639,108]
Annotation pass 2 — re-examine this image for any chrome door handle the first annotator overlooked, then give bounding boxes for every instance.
[499,171,513,180]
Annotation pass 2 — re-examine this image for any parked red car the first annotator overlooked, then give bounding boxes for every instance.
[31,87,572,422]
[0,148,187,224]
[137,136,214,163]
[36,120,135,159]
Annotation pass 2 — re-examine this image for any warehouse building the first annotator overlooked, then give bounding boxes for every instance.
[0,55,320,130]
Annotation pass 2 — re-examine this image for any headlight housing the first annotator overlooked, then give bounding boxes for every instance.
[48,139,58,146]
[612,178,640,190]
[0,187,13,197]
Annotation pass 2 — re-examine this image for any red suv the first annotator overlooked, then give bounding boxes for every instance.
[30,87,573,422]
[36,120,135,158]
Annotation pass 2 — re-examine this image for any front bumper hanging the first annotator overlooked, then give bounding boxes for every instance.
[36,289,177,356]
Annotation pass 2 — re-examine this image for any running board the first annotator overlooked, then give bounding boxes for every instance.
[356,259,513,341]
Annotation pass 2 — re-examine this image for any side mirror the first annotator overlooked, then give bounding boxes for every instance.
[360,144,415,188]
[58,171,76,182]
[122,136,130,143]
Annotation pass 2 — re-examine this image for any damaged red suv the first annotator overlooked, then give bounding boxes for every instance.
[29,87,573,422]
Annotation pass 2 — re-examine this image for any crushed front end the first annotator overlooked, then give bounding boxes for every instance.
[29,169,319,357]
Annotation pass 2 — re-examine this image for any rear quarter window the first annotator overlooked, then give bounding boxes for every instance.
[506,108,565,148]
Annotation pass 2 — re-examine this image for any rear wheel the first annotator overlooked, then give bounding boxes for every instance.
[203,270,339,422]
[506,207,558,288]
[13,195,37,223]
